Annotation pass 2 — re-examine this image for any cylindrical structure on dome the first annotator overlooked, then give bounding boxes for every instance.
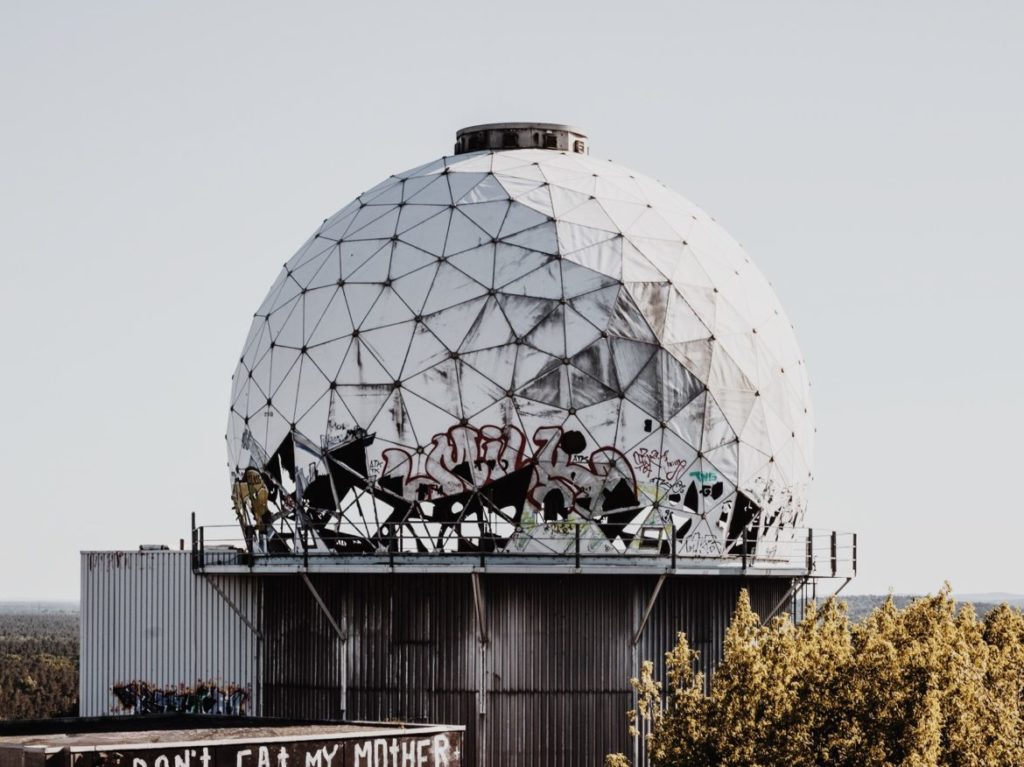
[194,123,851,767]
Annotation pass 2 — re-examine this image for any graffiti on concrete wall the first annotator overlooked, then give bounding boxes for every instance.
[111,680,250,715]
[71,733,463,767]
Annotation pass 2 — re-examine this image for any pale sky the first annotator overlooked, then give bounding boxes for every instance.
[2,1,1021,600]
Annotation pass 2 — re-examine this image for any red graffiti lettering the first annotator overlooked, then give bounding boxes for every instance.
[378,423,636,515]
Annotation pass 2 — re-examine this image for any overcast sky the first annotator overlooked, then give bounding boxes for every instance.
[2,1,1021,600]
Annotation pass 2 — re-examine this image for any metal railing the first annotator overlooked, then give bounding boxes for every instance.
[191,514,856,578]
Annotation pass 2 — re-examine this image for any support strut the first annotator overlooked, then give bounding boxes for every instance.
[763,575,810,624]
[202,573,263,640]
[300,573,348,720]
[633,574,667,646]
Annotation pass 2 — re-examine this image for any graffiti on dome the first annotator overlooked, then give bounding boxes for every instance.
[379,424,637,514]
[689,470,718,484]
[229,417,779,559]
[631,448,688,483]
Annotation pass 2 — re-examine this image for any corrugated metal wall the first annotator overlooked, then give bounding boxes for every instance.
[260,573,795,767]
[262,574,480,758]
[79,551,261,717]
[483,575,635,767]
[79,557,795,763]
[637,575,794,688]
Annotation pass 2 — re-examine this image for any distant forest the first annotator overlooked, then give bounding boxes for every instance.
[0,605,78,719]
[842,594,1005,622]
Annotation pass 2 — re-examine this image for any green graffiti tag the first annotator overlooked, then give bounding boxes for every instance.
[688,470,718,483]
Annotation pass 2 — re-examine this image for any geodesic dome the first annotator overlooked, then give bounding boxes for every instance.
[226,126,813,559]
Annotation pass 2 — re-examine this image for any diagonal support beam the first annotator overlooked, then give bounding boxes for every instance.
[632,574,667,646]
[832,576,853,598]
[471,572,487,645]
[763,575,809,624]
[202,573,262,641]
[301,573,348,643]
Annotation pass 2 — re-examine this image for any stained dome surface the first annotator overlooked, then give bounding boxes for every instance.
[227,147,813,559]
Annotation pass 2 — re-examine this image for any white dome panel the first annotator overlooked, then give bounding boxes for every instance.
[227,146,814,560]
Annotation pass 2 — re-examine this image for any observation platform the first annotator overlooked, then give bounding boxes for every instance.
[190,520,856,581]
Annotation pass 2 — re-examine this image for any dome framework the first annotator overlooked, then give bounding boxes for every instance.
[226,138,815,567]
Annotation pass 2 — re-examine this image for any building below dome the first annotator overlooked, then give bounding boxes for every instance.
[82,549,847,767]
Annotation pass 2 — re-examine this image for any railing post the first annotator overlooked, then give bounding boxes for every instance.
[670,522,676,571]
[806,528,814,574]
[853,533,858,576]
[574,521,581,569]
[830,531,837,577]
[190,513,198,571]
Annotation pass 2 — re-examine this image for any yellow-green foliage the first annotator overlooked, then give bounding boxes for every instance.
[607,586,1024,767]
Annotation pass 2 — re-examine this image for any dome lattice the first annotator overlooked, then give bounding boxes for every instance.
[227,148,812,559]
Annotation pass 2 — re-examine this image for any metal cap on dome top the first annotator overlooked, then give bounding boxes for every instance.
[454,122,588,155]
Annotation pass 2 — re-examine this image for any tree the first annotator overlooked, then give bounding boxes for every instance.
[609,586,1024,767]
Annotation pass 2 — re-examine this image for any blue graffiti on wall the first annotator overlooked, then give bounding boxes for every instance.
[111,681,250,715]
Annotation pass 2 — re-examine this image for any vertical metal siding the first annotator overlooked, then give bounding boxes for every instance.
[262,574,479,758]
[79,551,261,717]
[260,573,796,767]
[485,574,636,767]
[639,576,794,683]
